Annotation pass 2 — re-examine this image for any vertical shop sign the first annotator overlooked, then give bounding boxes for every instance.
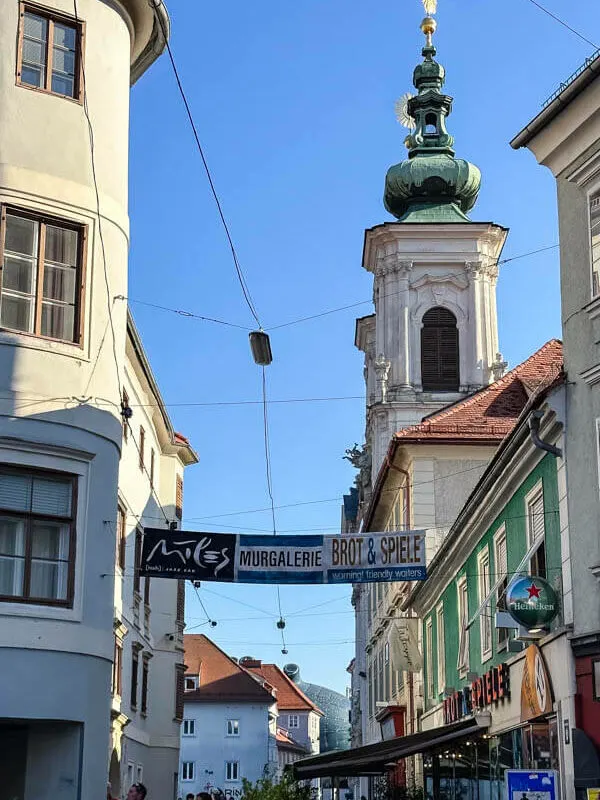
[521,644,554,722]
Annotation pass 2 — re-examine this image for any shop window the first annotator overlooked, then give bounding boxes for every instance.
[436,604,445,696]
[17,4,84,101]
[421,307,460,391]
[457,576,469,676]
[425,616,434,699]
[526,483,547,579]
[0,209,85,343]
[590,188,600,298]
[477,547,492,661]
[0,467,76,605]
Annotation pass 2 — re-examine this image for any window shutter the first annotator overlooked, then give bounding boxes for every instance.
[529,493,545,542]
[175,474,183,520]
[421,307,460,391]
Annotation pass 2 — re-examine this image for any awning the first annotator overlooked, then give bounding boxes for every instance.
[293,716,489,779]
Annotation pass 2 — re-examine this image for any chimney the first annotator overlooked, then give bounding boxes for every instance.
[239,657,262,668]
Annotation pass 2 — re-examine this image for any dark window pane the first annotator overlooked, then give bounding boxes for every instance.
[21,65,45,88]
[51,74,74,97]
[45,226,78,266]
[23,13,48,41]
[22,38,45,68]
[43,264,76,304]
[1,294,34,333]
[53,22,76,50]
[41,302,75,341]
[3,256,36,295]
[6,216,38,257]
[52,47,75,76]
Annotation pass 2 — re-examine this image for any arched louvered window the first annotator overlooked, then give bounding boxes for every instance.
[421,307,459,391]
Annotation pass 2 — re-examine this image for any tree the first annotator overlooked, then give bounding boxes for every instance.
[241,771,314,800]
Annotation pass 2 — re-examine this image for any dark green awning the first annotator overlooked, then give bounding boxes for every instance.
[293,717,488,779]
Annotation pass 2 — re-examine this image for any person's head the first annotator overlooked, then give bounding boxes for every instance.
[127,784,147,800]
[186,794,195,800]
[197,794,212,800]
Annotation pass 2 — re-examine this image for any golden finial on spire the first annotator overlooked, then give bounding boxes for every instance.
[420,15,437,47]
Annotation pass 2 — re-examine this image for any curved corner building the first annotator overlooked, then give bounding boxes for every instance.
[0,1,170,796]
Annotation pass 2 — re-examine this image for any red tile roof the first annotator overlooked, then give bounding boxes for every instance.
[183,635,275,704]
[393,339,563,445]
[276,727,310,754]
[243,662,323,715]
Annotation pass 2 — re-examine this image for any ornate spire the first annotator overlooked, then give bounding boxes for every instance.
[384,6,481,223]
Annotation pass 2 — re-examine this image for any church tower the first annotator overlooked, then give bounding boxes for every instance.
[357,11,508,475]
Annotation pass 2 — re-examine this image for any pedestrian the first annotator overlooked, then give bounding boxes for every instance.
[197,794,212,800]
[127,783,147,800]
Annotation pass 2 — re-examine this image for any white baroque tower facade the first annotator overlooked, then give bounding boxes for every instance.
[358,221,507,475]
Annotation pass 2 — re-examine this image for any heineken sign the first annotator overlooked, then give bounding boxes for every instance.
[506,575,559,629]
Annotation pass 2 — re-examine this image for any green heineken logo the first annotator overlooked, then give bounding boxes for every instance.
[506,575,559,629]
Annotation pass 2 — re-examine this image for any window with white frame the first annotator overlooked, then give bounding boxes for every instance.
[225,761,239,781]
[494,525,510,648]
[136,765,143,782]
[127,763,134,788]
[288,714,299,729]
[478,547,492,661]
[182,719,195,736]
[184,674,198,691]
[227,719,240,736]
[457,577,469,676]
[526,482,546,579]
[590,188,600,298]
[181,761,195,781]
[436,604,445,696]
[425,617,434,699]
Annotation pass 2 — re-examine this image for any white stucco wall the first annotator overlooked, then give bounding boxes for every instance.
[179,702,274,796]
[0,2,172,797]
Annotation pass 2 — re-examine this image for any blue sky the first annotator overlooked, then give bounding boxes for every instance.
[127,0,600,692]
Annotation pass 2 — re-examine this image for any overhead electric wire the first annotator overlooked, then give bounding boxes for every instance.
[192,584,217,628]
[149,0,262,328]
[523,0,598,49]
[73,0,122,400]
[117,296,251,330]
[121,243,559,335]
[125,419,171,526]
[267,244,560,331]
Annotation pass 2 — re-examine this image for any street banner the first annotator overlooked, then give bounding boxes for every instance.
[140,528,427,584]
[388,619,423,672]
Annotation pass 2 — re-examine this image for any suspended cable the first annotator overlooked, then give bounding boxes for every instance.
[73,0,122,400]
[149,0,262,327]
[192,584,218,628]
[523,0,598,49]
[260,366,287,653]
[268,244,560,330]
[117,296,251,330]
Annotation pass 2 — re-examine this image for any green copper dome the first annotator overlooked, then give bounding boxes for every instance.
[384,27,481,223]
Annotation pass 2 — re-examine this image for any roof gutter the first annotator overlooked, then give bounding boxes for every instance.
[511,53,600,150]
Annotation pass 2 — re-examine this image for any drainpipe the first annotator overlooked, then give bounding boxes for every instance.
[529,409,562,458]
